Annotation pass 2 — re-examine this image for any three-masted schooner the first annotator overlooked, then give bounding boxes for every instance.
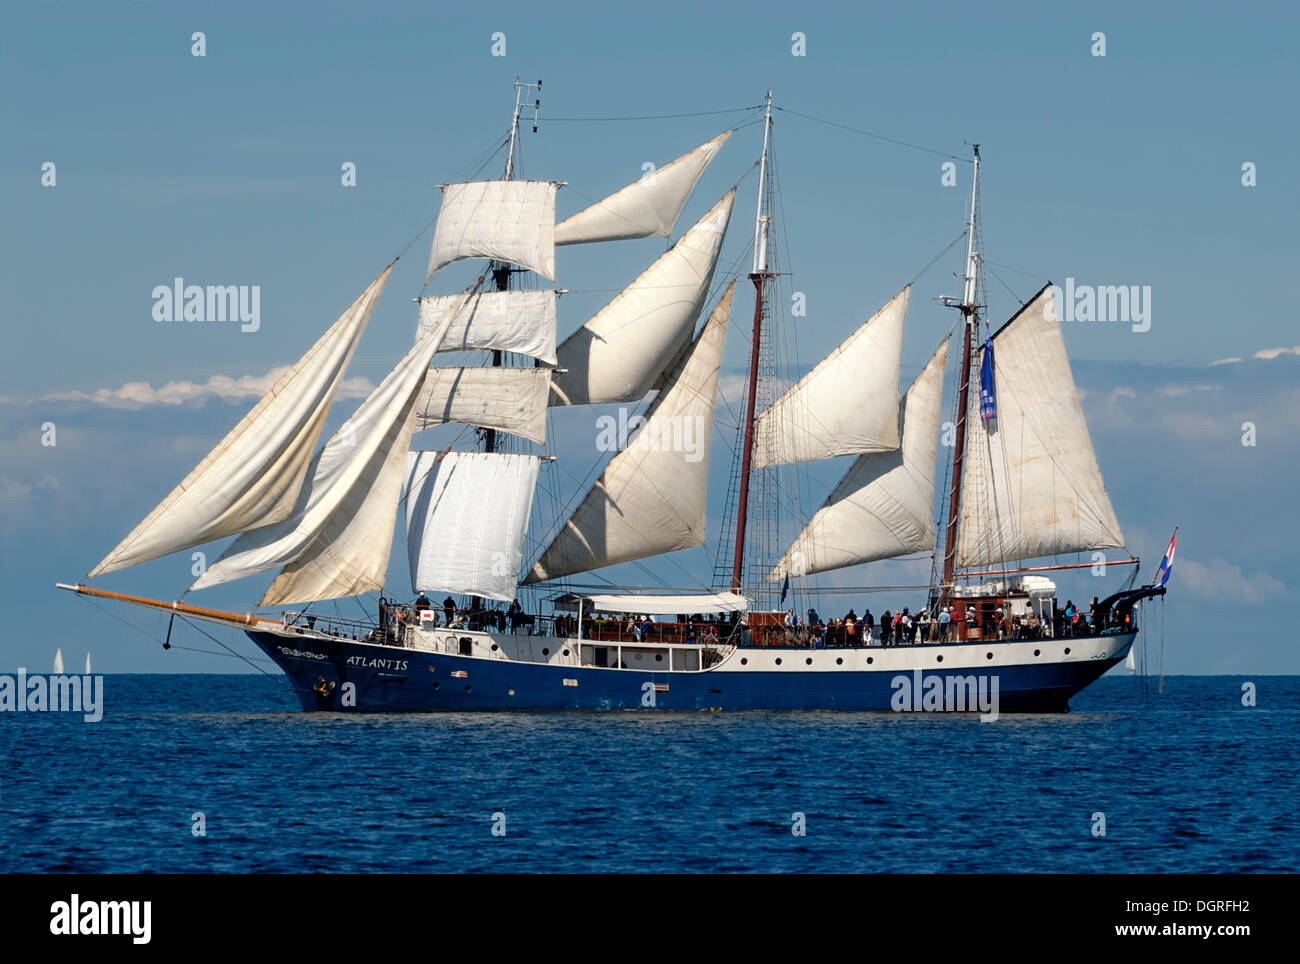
[59,87,1167,712]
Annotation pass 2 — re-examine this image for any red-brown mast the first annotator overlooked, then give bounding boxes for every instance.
[730,92,773,594]
[939,145,981,613]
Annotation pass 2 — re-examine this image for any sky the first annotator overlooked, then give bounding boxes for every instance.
[3,0,1298,674]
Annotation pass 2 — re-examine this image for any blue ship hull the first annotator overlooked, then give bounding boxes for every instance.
[248,628,1134,714]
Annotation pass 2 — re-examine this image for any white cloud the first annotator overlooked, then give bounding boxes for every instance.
[34,368,375,410]
[1157,384,1220,397]
[1210,357,1242,367]
[1176,555,1286,602]
[1253,346,1300,361]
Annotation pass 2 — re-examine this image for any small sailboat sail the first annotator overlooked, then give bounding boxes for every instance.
[955,285,1125,567]
[425,180,559,282]
[188,295,464,604]
[752,286,907,468]
[526,282,733,583]
[89,266,393,577]
[1126,645,1136,674]
[85,652,91,674]
[555,131,731,245]
[53,648,64,674]
[414,367,552,445]
[550,190,735,406]
[415,289,558,365]
[404,451,541,601]
[769,337,949,581]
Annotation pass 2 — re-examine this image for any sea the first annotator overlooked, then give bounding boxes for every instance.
[1,674,1294,873]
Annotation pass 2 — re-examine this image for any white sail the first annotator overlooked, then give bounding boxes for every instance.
[53,648,64,674]
[414,367,552,445]
[85,652,91,674]
[1126,645,1136,674]
[188,294,464,604]
[554,131,732,245]
[89,266,393,576]
[416,289,558,365]
[404,451,540,601]
[955,285,1125,568]
[526,282,733,583]
[426,180,558,282]
[550,190,735,406]
[753,286,907,467]
[770,338,949,581]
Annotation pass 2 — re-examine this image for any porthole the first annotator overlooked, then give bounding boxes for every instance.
[936,655,943,663]
[805,657,813,665]
[1064,647,1071,655]
[775,658,783,665]
[491,643,499,652]
[1033,649,1041,657]
[655,654,663,662]
[542,648,550,656]
[740,658,748,665]
[986,652,993,660]
[563,649,570,657]
[866,657,873,665]
[508,688,515,696]
[432,681,440,690]
[427,665,436,673]
[836,658,843,665]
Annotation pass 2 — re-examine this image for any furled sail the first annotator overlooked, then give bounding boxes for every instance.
[187,294,465,604]
[425,180,559,282]
[554,131,732,245]
[89,265,393,578]
[416,289,558,365]
[752,286,907,467]
[404,451,541,601]
[769,338,949,581]
[525,282,733,583]
[414,367,552,445]
[955,284,1125,567]
[549,190,735,406]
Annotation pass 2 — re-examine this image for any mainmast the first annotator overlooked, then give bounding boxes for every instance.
[730,91,773,594]
[939,145,981,608]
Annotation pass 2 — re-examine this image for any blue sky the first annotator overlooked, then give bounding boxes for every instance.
[3,0,1298,673]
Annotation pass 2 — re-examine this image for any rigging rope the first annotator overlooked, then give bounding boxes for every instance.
[772,107,971,161]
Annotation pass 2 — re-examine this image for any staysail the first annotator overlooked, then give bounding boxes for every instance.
[414,367,552,445]
[554,131,731,245]
[415,289,558,365]
[955,285,1125,567]
[525,282,734,583]
[549,190,735,406]
[769,338,949,581]
[425,180,559,282]
[89,265,393,577]
[752,286,907,467]
[404,451,541,601]
[187,294,464,604]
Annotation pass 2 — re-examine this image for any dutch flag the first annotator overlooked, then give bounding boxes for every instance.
[1152,529,1177,588]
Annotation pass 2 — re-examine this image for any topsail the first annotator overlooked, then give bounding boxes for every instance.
[89,265,393,577]
[426,180,559,282]
[554,131,731,245]
[955,285,1125,567]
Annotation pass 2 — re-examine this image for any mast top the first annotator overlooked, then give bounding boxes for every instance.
[751,91,774,276]
[504,78,542,181]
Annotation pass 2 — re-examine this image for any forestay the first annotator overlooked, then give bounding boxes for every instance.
[554,131,731,245]
[549,190,735,406]
[770,338,949,581]
[955,285,1125,567]
[414,367,552,445]
[404,451,540,602]
[526,282,734,583]
[187,294,464,604]
[426,180,559,282]
[89,265,393,577]
[752,286,907,467]
[416,289,558,365]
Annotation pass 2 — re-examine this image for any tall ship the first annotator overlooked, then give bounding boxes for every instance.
[59,87,1167,712]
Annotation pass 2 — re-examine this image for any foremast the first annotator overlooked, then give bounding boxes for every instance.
[938,145,981,611]
[730,90,773,593]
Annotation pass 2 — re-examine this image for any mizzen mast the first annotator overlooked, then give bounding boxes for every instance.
[939,144,981,609]
[730,91,773,593]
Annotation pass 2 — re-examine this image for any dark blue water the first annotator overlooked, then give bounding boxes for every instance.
[1,674,1294,873]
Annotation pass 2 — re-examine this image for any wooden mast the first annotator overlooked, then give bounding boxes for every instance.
[730,92,773,594]
[939,145,981,616]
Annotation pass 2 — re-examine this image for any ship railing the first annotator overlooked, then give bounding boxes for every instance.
[280,610,377,642]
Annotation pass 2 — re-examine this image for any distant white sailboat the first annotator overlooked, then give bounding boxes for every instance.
[53,648,64,673]
[1126,643,1136,675]
[85,652,92,674]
